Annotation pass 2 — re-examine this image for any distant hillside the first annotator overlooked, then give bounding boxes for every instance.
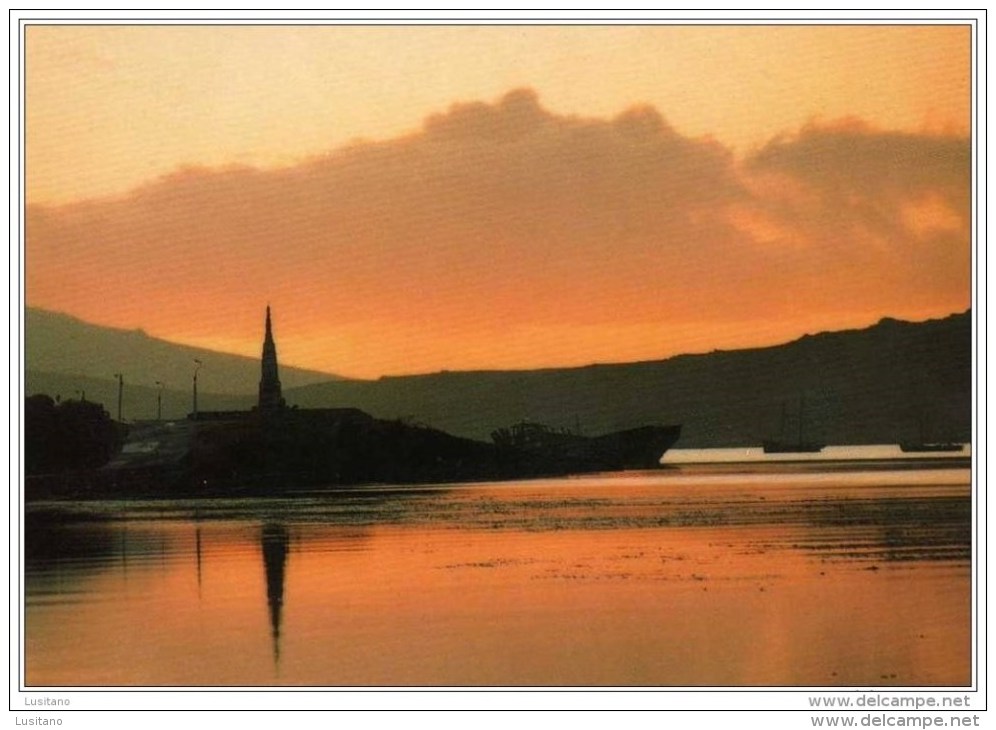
[24,371,256,422]
[25,307,336,397]
[285,312,973,447]
[24,308,972,447]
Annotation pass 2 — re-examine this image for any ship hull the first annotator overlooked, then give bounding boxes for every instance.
[494,423,682,474]
[588,425,684,469]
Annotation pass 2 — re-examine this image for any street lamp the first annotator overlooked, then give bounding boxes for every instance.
[114,373,124,422]
[192,360,202,419]
[155,381,164,421]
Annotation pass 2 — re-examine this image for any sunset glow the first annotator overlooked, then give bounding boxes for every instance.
[24,22,972,378]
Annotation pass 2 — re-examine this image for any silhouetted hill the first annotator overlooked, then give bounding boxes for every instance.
[285,312,972,447]
[25,308,336,415]
[25,308,972,447]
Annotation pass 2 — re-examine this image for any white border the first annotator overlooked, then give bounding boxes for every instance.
[8,8,986,721]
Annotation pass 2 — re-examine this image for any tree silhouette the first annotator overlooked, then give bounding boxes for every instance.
[25,394,124,474]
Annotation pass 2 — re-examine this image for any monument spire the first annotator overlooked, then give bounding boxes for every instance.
[258,305,285,413]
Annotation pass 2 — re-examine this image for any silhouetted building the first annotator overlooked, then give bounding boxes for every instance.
[258,306,285,413]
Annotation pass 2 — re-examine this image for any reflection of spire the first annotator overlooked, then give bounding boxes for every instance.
[261,523,289,670]
[120,524,128,580]
[195,525,203,598]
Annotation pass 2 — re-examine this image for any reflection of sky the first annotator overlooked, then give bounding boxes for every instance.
[24,473,971,687]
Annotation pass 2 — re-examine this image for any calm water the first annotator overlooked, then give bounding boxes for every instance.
[23,459,971,687]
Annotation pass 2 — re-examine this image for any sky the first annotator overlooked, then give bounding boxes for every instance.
[24,22,973,378]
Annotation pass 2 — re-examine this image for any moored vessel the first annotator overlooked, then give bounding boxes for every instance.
[763,396,824,454]
[491,421,682,472]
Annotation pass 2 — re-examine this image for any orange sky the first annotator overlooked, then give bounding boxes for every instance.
[24,22,973,378]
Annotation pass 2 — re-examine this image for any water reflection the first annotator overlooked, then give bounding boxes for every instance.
[23,468,972,686]
[261,523,289,669]
[25,511,119,566]
[195,524,202,595]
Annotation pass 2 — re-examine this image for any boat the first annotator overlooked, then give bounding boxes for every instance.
[899,412,964,453]
[899,441,964,453]
[763,397,824,454]
[491,421,682,472]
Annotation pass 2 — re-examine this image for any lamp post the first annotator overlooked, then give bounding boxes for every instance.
[114,373,124,422]
[155,381,164,421]
[192,360,202,419]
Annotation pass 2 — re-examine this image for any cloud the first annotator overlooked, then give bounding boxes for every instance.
[745,120,969,235]
[736,121,970,312]
[25,90,971,375]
